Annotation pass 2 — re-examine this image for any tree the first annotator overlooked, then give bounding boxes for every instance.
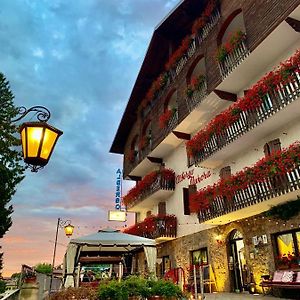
[34,263,52,274]
[0,73,25,275]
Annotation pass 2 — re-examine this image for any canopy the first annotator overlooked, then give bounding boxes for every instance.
[63,228,156,287]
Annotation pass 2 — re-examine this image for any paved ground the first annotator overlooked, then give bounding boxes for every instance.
[202,292,293,300]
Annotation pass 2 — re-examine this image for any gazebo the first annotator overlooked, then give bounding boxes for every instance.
[63,228,157,287]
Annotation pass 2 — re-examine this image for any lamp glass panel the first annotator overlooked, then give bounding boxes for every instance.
[27,127,43,157]
[21,128,27,158]
[64,224,74,236]
[40,128,58,160]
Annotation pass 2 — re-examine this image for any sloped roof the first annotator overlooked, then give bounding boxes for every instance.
[110,0,207,154]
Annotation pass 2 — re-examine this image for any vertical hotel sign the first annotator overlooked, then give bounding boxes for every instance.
[115,169,122,210]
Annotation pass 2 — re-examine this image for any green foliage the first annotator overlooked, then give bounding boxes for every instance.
[50,287,98,300]
[265,197,300,221]
[0,73,25,239]
[123,276,149,298]
[34,262,52,274]
[0,280,6,293]
[98,280,128,300]
[147,279,183,298]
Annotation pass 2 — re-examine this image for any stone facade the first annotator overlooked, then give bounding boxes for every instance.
[154,210,300,294]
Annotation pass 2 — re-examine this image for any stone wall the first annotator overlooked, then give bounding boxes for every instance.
[156,210,300,293]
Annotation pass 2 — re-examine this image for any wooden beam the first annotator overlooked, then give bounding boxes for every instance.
[172,131,191,140]
[214,89,237,102]
[127,175,142,182]
[147,156,163,164]
[79,256,122,263]
[286,17,300,32]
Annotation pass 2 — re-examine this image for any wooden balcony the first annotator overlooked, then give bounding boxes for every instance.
[124,169,175,211]
[193,144,300,224]
[188,69,300,167]
[123,214,177,242]
[218,40,250,79]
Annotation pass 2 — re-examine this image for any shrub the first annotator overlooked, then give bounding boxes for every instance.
[148,279,183,298]
[98,280,128,300]
[49,287,97,300]
[35,262,52,274]
[0,280,6,293]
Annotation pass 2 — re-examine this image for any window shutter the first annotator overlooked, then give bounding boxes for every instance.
[183,188,190,215]
[220,166,231,179]
[264,138,281,157]
[158,202,166,215]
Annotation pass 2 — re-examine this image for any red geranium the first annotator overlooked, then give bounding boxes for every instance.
[159,108,177,129]
[186,49,300,159]
[189,141,300,213]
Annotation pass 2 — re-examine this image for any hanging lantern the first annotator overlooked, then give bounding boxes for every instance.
[64,224,74,237]
[20,122,63,172]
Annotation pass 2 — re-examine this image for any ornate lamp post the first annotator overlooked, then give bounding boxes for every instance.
[12,106,63,172]
[49,218,74,294]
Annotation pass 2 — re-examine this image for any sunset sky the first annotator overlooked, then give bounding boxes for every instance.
[1,0,180,277]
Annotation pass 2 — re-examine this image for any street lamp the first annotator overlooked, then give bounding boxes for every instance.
[12,105,63,172]
[49,218,74,294]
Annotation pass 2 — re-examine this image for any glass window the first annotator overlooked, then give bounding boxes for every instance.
[277,233,295,257]
[191,248,208,265]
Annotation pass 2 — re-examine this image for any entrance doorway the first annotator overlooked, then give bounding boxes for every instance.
[228,230,247,292]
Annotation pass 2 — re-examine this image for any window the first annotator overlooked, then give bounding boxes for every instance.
[191,248,208,265]
[162,256,171,274]
[264,138,281,157]
[274,230,300,266]
[220,166,231,179]
[158,202,166,215]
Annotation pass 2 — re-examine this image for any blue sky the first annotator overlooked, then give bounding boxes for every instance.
[1,0,180,276]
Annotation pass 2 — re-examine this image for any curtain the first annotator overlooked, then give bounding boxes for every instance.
[64,243,78,287]
[144,246,157,276]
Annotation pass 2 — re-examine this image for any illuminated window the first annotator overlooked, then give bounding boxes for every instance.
[191,248,208,265]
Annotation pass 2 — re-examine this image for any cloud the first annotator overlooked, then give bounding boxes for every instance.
[0,0,181,277]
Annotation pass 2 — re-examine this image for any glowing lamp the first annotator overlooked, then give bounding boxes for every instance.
[64,224,74,237]
[20,122,63,171]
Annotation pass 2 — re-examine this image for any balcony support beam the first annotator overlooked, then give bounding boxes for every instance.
[172,131,191,140]
[286,17,300,32]
[214,89,237,102]
[128,175,142,182]
[147,156,163,164]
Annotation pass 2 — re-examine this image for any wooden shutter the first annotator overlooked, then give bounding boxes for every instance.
[183,188,190,215]
[158,202,166,215]
[264,138,281,157]
[220,166,231,179]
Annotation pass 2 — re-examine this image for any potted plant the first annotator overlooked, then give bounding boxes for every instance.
[123,276,148,300]
[98,280,128,300]
[147,279,183,300]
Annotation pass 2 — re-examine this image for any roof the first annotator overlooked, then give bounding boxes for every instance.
[110,0,207,154]
[70,227,156,248]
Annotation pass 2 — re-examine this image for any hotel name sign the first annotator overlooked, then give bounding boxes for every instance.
[175,168,211,185]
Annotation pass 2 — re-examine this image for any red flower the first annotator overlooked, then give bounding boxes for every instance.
[159,108,176,129]
[189,141,300,214]
[187,49,300,159]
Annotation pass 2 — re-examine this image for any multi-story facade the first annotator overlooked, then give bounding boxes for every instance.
[111,0,300,295]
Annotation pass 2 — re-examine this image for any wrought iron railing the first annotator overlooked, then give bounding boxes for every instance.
[218,40,249,78]
[186,81,208,113]
[197,162,300,223]
[124,214,177,239]
[188,70,300,167]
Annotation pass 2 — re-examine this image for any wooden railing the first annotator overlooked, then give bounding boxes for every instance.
[218,40,249,78]
[124,214,177,239]
[126,171,175,209]
[186,81,208,112]
[197,161,300,223]
[188,70,300,167]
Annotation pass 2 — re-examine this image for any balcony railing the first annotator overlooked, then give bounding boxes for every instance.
[123,169,175,209]
[218,39,249,79]
[188,68,300,167]
[186,80,208,113]
[123,214,177,240]
[190,142,300,223]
